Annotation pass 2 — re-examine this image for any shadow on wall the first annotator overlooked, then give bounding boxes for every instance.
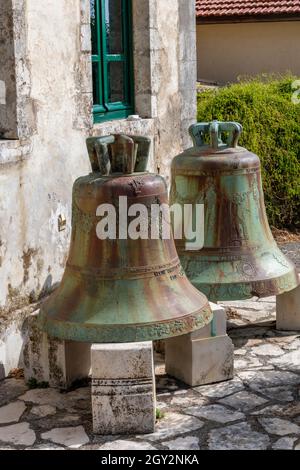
[0,274,61,381]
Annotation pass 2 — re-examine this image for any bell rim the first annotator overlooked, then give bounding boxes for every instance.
[38,303,213,343]
[188,273,300,301]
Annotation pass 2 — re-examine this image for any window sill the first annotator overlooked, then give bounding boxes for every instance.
[0,140,32,166]
[92,116,156,136]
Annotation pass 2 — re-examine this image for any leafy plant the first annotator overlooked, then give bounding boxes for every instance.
[197,75,300,229]
[156,408,165,421]
[27,378,49,389]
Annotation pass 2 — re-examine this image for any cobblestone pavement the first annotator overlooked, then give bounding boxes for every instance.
[0,292,299,450]
[0,242,299,451]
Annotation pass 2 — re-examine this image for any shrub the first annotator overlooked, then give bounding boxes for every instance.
[197,76,300,229]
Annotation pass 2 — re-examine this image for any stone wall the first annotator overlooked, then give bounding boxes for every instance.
[0,0,197,376]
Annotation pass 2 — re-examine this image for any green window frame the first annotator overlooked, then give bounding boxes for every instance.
[91,0,134,123]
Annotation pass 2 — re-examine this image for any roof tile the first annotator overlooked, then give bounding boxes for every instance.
[196,1,300,18]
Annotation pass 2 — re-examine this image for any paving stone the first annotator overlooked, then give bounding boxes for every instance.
[231,310,275,325]
[99,440,157,450]
[31,405,56,418]
[251,344,285,357]
[208,422,270,450]
[0,422,36,446]
[57,415,81,424]
[234,357,262,370]
[195,378,244,398]
[228,319,247,329]
[65,387,91,401]
[222,301,275,311]
[0,379,28,406]
[219,391,268,412]
[258,296,276,303]
[26,444,65,450]
[19,387,90,411]
[272,437,297,450]
[164,436,200,450]
[156,401,168,410]
[259,418,300,436]
[141,412,204,442]
[0,401,26,424]
[170,395,207,407]
[282,338,300,351]
[259,386,295,403]
[41,426,89,449]
[19,389,66,408]
[244,338,266,347]
[251,405,287,416]
[238,370,300,391]
[270,350,300,371]
[252,403,300,417]
[234,349,247,356]
[185,404,244,424]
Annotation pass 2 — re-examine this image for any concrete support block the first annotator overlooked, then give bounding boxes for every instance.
[276,282,300,331]
[165,303,234,387]
[23,312,91,389]
[91,342,156,435]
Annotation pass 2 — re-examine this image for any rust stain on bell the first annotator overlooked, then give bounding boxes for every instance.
[39,134,212,343]
[170,121,299,301]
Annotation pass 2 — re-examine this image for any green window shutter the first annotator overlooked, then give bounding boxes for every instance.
[91,0,134,123]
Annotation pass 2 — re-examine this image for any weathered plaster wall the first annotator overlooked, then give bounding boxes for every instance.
[0,0,17,139]
[0,0,197,375]
[0,1,91,319]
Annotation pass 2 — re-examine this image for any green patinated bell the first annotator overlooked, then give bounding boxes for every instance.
[170,121,299,301]
[39,134,212,343]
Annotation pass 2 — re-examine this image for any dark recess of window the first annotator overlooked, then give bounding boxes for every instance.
[91,0,134,123]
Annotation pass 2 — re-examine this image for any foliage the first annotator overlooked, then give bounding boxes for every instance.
[156,408,165,421]
[197,76,300,229]
[27,378,49,389]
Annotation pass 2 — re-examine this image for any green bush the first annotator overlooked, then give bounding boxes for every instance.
[197,76,300,229]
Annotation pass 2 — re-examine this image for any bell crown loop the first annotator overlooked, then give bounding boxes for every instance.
[189,120,243,151]
[86,134,152,176]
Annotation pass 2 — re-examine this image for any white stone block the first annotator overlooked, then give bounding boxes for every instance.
[277,282,300,331]
[23,312,91,389]
[165,303,234,387]
[91,342,156,435]
[190,303,227,340]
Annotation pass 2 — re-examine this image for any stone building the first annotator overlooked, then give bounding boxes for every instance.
[196,0,300,84]
[0,0,197,377]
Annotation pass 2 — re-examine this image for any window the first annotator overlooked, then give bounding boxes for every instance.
[91,0,134,123]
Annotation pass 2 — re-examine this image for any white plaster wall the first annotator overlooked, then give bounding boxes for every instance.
[0,1,90,316]
[0,0,197,375]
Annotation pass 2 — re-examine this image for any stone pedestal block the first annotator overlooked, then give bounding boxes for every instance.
[165,303,234,387]
[276,282,300,331]
[23,312,91,389]
[91,342,156,435]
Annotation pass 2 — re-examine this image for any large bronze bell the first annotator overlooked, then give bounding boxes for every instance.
[170,121,299,301]
[39,134,212,343]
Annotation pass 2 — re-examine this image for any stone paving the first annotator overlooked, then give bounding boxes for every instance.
[0,293,299,450]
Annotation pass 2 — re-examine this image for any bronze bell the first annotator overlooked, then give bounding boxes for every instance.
[170,121,299,301]
[39,134,212,343]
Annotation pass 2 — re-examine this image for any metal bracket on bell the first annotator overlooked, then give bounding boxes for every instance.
[189,120,243,150]
[86,134,151,175]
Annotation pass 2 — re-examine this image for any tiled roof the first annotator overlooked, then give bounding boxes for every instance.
[196,1,300,18]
